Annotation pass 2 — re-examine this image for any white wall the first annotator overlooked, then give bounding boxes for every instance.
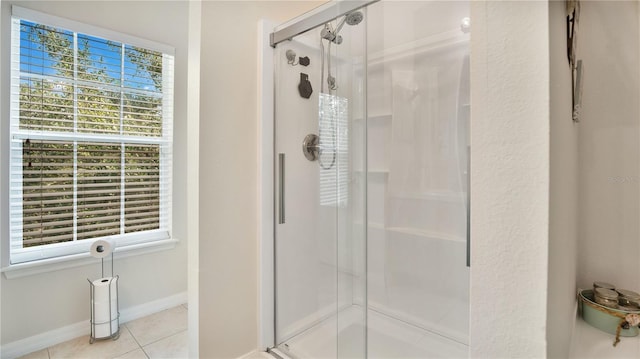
[576,1,640,294]
[186,1,201,357]
[469,1,549,357]
[547,2,579,358]
[198,2,323,358]
[0,0,189,347]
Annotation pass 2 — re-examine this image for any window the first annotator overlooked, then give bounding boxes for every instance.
[9,7,174,264]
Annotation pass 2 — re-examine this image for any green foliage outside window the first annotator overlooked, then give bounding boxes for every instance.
[17,21,167,247]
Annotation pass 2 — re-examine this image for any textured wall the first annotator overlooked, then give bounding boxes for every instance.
[469,1,550,357]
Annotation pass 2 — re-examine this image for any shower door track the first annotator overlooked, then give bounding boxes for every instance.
[266,347,290,359]
[270,0,378,47]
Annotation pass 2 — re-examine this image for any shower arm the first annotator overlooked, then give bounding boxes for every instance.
[334,17,348,34]
[321,24,343,45]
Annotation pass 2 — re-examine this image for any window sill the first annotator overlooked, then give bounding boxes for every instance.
[2,238,179,279]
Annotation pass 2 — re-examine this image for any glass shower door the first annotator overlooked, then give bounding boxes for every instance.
[273,10,367,359]
[365,1,471,357]
[272,1,470,357]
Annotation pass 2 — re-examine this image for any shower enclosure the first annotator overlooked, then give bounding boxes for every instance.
[270,1,470,357]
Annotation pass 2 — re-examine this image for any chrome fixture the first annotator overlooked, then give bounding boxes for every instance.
[320,11,364,92]
[302,134,320,161]
[302,133,336,170]
[320,11,363,45]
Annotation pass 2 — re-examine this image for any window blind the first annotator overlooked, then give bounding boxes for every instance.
[9,9,173,264]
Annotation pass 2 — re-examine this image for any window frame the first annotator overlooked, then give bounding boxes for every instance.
[8,6,174,265]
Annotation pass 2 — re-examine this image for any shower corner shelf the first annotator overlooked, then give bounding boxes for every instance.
[390,190,466,203]
[385,226,466,243]
[367,221,385,230]
[360,222,465,243]
[353,113,392,122]
[354,168,389,174]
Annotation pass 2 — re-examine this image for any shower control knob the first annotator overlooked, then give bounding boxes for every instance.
[302,134,320,161]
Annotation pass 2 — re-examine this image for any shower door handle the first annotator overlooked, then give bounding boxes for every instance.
[466,146,471,267]
[278,153,285,224]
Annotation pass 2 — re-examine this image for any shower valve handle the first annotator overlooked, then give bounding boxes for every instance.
[302,134,320,161]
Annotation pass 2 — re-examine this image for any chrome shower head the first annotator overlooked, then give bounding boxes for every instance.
[335,11,364,34]
[345,11,364,26]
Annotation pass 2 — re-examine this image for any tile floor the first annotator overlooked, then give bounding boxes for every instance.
[18,304,188,359]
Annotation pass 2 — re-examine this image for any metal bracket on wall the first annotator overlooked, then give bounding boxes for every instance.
[572,60,583,122]
[567,0,582,122]
[567,0,579,66]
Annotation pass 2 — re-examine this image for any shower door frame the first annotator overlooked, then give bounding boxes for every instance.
[258,0,378,353]
[258,18,277,351]
[270,0,378,47]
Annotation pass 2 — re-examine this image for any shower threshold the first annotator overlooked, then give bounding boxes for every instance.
[273,305,468,359]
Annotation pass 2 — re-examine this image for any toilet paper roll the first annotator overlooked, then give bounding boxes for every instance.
[92,276,119,338]
[90,239,113,259]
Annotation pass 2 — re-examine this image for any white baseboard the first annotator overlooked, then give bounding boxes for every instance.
[2,321,89,359]
[237,349,273,359]
[1,291,187,359]
[237,349,257,359]
[120,291,188,323]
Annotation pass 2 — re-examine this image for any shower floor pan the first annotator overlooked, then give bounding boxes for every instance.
[275,305,468,359]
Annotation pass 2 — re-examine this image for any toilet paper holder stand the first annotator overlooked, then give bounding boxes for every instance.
[88,251,120,343]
